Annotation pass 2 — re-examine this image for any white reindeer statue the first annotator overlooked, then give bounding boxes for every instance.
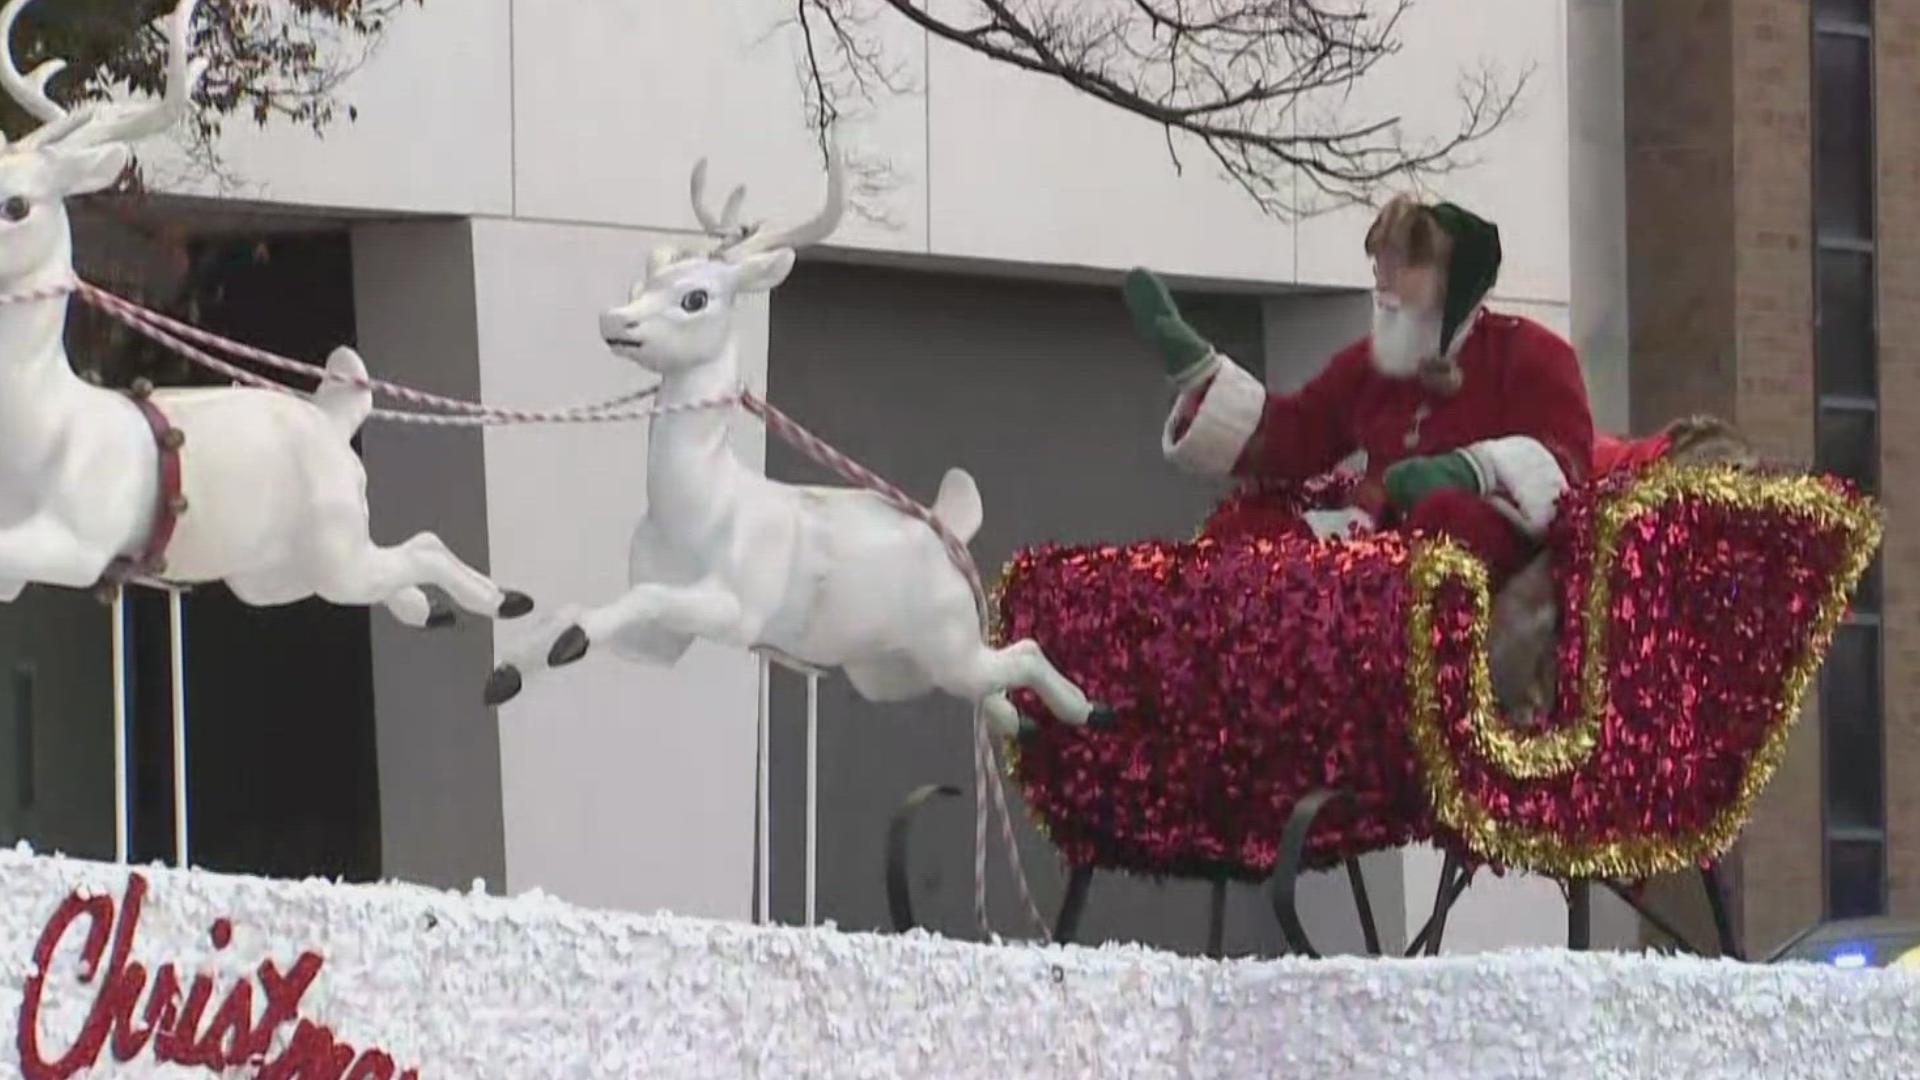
[0,0,531,628]
[483,152,1105,739]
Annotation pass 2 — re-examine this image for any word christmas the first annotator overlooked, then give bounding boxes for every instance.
[16,874,419,1080]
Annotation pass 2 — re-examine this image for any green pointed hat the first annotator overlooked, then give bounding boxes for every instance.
[1427,202,1502,354]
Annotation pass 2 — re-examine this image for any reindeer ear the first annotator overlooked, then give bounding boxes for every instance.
[729,249,796,294]
[47,143,132,196]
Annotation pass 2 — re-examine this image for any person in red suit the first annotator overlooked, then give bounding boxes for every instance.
[1125,196,1595,585]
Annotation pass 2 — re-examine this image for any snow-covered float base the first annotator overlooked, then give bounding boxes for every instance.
[3,849,1917,1079]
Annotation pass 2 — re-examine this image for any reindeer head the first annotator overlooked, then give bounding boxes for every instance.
[0,0,205,287]
[599,149,844,374]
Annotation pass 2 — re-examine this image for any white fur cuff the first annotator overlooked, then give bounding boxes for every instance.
[1462,436,1568,537]
[1163,356,1265,477]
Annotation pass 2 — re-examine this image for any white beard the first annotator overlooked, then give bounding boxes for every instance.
[1370,300,1444,379]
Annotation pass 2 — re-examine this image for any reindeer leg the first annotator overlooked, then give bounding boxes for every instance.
[483,583,745,708]
[232,567,447,629]
[312,530,532,624]
[393,532,532,620]
[386,587,448,629]
[547,581,744,669]
[483,603,589,707]
[1000,639,1106,726]
[981,692,1023,739]
[935,638,1099,728]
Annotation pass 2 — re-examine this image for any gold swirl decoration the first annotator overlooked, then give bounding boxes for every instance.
[1405,463,1883,879]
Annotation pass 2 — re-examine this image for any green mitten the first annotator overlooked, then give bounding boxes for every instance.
[1382,451,1482,511]
[1123,268,1216,383]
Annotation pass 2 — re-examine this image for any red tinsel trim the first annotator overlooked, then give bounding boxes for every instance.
[997,467,1879,880]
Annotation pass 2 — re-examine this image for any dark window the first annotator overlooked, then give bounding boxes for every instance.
[1852,554,1882,616]
[1821,625,1882,832]
[1816,248,1875,399]
[1816,34,1873,241]
[1816,0,1871,26]
[1828,840,1885,920]
[1812,5,1883,922]
[1816,405,1878,494]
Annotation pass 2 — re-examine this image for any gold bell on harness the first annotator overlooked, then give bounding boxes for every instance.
[169,494,189,516]
[161,428,185,451]
[130,377,155,399]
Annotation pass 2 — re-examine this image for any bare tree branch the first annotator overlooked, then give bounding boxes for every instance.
[791,0,1532,219]
[0,0,422,189]
[771,0,915,228]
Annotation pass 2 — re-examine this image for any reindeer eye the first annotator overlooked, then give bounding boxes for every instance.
[680,289,709,313]
[1,196,27,223]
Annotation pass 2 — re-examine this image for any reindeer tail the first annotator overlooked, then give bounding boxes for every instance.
[313,347,375,437]
[932,468,984,545]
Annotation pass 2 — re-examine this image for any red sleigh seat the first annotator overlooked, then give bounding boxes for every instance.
[994,463,1880,882]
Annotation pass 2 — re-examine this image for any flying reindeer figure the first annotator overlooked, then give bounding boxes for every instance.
[484,151,1105,739]
[0,0,531,627]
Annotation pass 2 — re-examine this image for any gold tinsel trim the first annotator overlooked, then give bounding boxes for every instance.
[1405,462,1883,879]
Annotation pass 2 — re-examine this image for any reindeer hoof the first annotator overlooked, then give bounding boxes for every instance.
[483,665,524,706]
[498,591,535,619]
[548,626,590,668]
[1086,703,1117,729]
[425,601,457,630]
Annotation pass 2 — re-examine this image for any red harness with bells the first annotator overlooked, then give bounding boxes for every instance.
[96,377,187,601]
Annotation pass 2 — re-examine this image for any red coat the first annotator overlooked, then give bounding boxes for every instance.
[1202,312,1593,487]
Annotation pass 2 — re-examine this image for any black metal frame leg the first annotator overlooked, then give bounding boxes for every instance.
[1207,878,1229,958]
[1702,863,1744,960]
[1567,879,1592,950]
[1591,864,1744,960]
[1267,789,1387,958]
[1406,851,1472,956]
[1056,864,1093,944]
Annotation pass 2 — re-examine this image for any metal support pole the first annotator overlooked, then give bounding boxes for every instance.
[110,592,129,864]
[168,591,188,868]
[805,673,819,926]
[756,657,771,925]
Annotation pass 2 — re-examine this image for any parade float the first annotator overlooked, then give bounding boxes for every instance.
[2,846,1917,1079]
[0,2,1915,1077]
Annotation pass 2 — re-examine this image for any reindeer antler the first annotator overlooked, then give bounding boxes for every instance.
[727,145,844,258]
[688,142,847,261]
[2,0,206,153]
[0,0,71,129]
[689,159,750,241]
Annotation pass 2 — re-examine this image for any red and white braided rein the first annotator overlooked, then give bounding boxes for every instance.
[78,282,675,425]
[1,275,1051,941]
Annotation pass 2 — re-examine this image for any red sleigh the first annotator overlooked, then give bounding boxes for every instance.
[887,458,1880,957]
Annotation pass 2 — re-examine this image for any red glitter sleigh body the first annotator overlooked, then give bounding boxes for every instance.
[994,463,1881,882]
